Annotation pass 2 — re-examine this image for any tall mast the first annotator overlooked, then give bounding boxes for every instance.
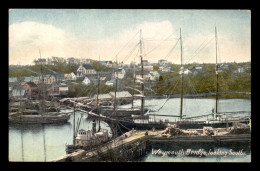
[180,28,184,119]
[39,49,45,115]
[113,56,118,113]
[97,56,101,132]
[132,57,136,109]
[140,29,144,115]
[215,26,219,116]
[73,101,76,145]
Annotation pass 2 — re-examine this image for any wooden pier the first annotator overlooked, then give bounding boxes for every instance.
[52,130,250,162]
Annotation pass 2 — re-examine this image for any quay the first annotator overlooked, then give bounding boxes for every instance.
[52,129,250,162]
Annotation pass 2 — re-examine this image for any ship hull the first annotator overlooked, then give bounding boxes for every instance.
[9,114,70,124]
[106,119,250,136]
[87,108,149,118]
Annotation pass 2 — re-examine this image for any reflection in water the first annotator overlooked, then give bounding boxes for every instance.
[9,111,111,161]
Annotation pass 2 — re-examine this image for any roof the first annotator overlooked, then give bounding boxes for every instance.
[52,83,59,87]
[11,89,25,96]
[24,82,38,87]
[106,79,115,83]
[59,83,67,87]
[93,93,112,99]
[53,73,64,79]
[83,64,94,69]
[59,87,69,91]
[109,91,132,98]
[100,61,112,64]
[9,77,17,83]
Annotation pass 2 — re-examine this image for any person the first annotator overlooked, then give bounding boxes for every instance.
[152,127,155,132]
[212,108,214,114]
[145,130,148,136]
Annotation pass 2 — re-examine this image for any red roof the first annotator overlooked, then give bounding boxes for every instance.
[25,82,38,87]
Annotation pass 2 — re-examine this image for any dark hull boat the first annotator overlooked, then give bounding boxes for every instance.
[9,111,70,124]
[106,115,250,135]
[87,107,149,119]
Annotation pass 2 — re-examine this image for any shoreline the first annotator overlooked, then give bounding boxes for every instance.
[145,95,251,100]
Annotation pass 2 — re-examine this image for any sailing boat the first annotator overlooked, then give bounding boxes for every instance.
[105,27,250,132]
[88,55,149,119]
[66,64,109,154]
[9,50,70,124]
[101,29,168,133]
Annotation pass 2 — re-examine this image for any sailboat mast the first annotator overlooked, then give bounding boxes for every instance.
[140,29,144,115]
[132,58,136,109]
[113,56,118,112]
[73,102,76,145]
[39,49,45,115]
[180,28,184,119]
[215,26,219,115]
[97,56,101,132]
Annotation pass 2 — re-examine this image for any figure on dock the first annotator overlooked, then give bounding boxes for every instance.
[145,130,148,136]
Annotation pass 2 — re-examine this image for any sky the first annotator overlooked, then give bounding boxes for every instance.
[9,9,251,65]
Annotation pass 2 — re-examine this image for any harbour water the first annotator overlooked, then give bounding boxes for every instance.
[8,98,251,162]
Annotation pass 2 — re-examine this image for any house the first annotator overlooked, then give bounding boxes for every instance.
[11,89,26,98]
[92,93,113,106]
[136,74,150,81]
[67,57,81,65]
[158,59,168,66]
[99,77,107,83]
[142,60,149,66]
[82,77,91,85]
[112,68,126,79]
[9,77,18,87]
[109,91,133,105]
[59,86,69,97]
[23,82,38,99]
[48,83,68,97]
[105,79,116,86]
[179,67,191,75]
[50,83,60,95]
[218,63,229,71]
[33,58,47,65]
[233,67,245,74]
[187,65,203,75]
[43,74,56,84]
[100,61,113,68]
[149,71,160,81]
[77,64,97,78]
[143,65,153,71]
[64,72,77,81]
[53,73,64,83]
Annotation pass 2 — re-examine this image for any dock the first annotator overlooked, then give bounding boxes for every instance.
[52,129,250,162]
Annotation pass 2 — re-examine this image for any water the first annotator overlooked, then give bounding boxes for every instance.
[8,98,251,162]
[8,110,112,162]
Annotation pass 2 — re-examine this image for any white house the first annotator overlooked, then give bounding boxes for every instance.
[82,77,91,85]
[42,74,56,84]
[112,68,126,79]
[149,71,160,81]
[77,64,97,78]
[64,72,77,81]
[136,74,150,81]
[159,66,171,73]
[105,79,116,86]
[141,65,153,71]
[179,67,191,75]
[59,86,69,96]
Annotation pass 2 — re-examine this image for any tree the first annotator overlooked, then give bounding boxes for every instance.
[153,65,159,71]
[158,75,163,81]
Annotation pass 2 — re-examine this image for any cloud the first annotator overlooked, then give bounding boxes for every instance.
[9,21,250,65]
[9,21,81,65]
